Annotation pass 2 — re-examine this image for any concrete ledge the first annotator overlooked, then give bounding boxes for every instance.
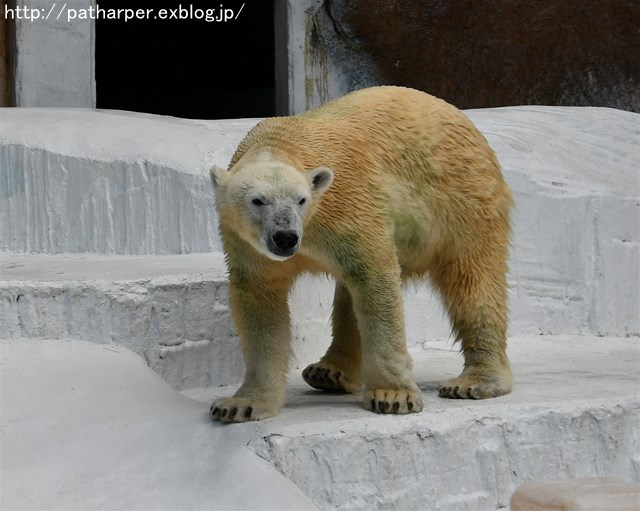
[0,251,341,388]
[194,335,640,510]
[0,108,256,254]
[0,252,242,389]
[0,338,318,511]
[3,336,638,511]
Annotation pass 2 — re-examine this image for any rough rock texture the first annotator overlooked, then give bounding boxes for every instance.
[0,109,252,254]
[297,0,640,113]
[236,336,640,510]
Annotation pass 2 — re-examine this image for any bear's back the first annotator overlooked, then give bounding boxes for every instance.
[229,87,506,219]
[232,87,465,170]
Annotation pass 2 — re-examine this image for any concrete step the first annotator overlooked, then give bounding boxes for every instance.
[3,335,637,510]
[187,335,640,510]
[0,251,352,389]
[1,337,318,511]
[0,252,243,389]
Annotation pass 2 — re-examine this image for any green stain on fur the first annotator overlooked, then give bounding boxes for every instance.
[394,212,422,252]
[323,231,372,284]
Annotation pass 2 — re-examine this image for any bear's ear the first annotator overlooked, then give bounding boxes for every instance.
[209,165,228,190]
[305,166,334,197]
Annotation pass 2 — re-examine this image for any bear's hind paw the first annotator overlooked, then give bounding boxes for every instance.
[438,371,512,400]
[363,389,424,414]
[210,397,277,424]
[302,363,360,394]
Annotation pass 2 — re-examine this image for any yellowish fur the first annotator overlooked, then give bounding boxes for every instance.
[210,86,513,423]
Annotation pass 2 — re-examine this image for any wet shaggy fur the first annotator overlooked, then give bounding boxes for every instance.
[209,86,513,423]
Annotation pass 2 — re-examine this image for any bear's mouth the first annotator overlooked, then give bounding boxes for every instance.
[269,246,297,258]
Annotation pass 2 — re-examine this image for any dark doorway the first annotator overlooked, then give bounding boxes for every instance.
[96,1,275,119]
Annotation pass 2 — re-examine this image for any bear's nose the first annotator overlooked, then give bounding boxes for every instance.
[272,230,299,251]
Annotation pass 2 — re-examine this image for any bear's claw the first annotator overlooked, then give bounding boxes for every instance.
[364,389,423,414]
[210,397,275,424]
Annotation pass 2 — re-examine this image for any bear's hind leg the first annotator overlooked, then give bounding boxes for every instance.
[431,253,513,399]
[302,282,362,393]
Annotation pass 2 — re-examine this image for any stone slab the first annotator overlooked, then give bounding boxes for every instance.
[2,335,637,511]
[190,335,640,510]
[0,252,241,389]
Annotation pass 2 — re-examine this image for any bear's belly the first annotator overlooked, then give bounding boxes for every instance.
[393,210,442,276]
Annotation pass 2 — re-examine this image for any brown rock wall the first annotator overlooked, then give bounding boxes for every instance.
[325,0,639,111]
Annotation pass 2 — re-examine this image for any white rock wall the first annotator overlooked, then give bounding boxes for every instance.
[478,107,640,337]
[0,109,252,254]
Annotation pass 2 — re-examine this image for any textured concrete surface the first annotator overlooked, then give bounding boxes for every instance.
[0,252,239,389]
[1,338,318,511]
[3,336,638,510]
[0,108,254,254]
[190,336,640,510]
[12,0,95,107]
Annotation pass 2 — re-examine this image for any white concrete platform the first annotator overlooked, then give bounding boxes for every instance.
[194,336,640,510]
[2,336,638,510]
[0,338,317,511]
[0,252,242,389]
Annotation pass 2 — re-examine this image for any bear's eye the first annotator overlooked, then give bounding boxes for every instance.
[298,198,306,205]
[251,198,265,206]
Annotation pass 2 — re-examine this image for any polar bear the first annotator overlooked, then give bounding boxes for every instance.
[209,86,513,423]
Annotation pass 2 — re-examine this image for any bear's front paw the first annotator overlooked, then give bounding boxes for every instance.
[210,397,278,424]
[363,389,424,414]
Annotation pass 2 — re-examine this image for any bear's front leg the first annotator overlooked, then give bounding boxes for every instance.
[210,273,292,424]
[348,271,423,415]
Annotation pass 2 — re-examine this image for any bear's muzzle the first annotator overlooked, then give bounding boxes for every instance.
[269,230,299,257]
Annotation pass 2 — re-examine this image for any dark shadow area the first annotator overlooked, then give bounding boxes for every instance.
[96,1,275,119]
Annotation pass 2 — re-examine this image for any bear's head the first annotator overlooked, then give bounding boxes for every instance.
[210,153,333,261]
